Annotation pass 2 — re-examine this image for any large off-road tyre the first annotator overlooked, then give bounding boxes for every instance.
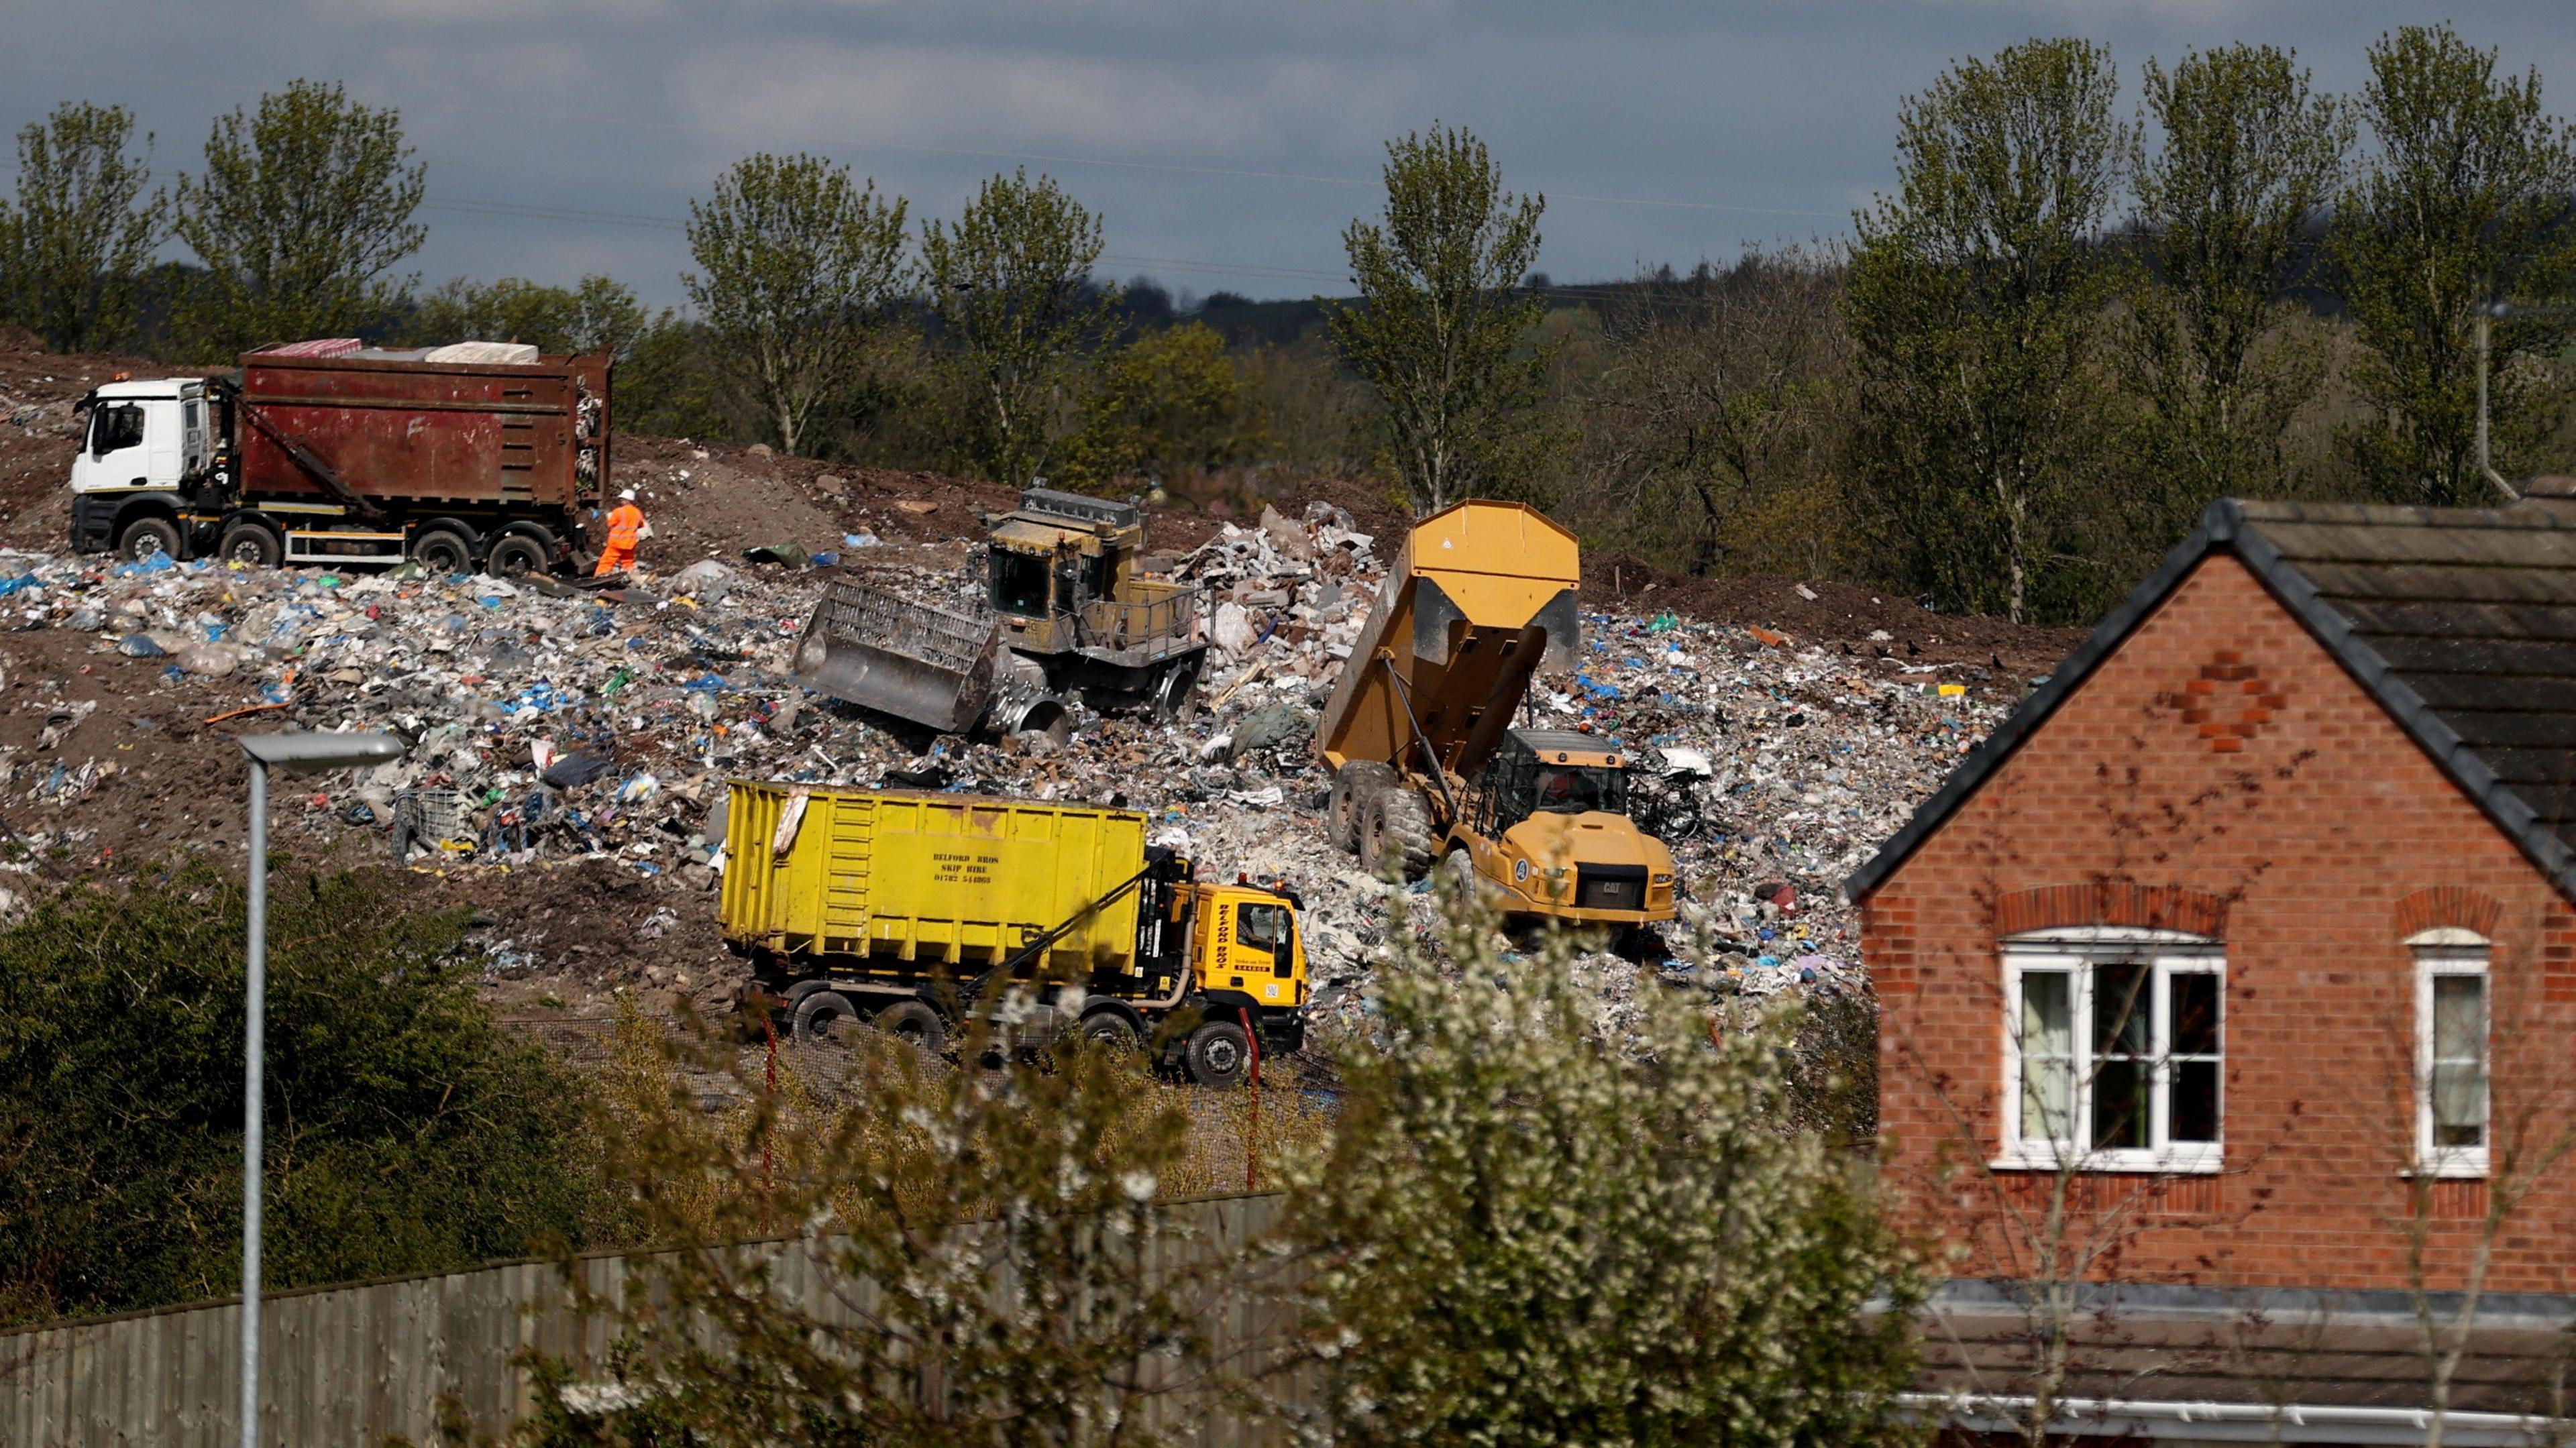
[871,999,948,1054]
[1437,846,1491,913]
[790,989,859,1046]
[1185,1018,1252,1088]
[1362,787,1434,879]
[1329,761,1397,854]
[486,532,551,577]
[218,518,283,567]
[117,515,181,562]
[411,526,475,575]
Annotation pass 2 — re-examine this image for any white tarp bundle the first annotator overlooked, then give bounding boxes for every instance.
[423,341,541,365]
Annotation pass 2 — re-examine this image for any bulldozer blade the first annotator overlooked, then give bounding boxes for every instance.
[795,575,1002,734]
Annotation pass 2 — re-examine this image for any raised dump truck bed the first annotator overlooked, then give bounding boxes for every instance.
[1313,500,1677,933]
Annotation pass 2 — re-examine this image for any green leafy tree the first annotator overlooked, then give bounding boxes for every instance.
[1327,125,1548,515]
[413,274,649,358]
[684,152,908,457]
[2124,46,2350,542]
[172,78,427,357]
[1058,321,1269,492]
[920,168,1119,487]
[1846,39,2130,622]
[612,311,736,441]
[0,864,612,1326]
[0,101,165,353]
[2329,23,2576,505]
[1279,902,1921,1445]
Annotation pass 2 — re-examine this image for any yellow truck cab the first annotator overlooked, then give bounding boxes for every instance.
[720,781,1306,1085]
[1461,729,1677,921]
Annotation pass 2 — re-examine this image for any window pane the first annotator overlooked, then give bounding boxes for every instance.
[2171,972,2220,1056]
[2432,1062,2487,1148]
[1238,903,1281,952]
[2021,972,2071,1056]
[2095,961,2149,1056]
[2019,972,2072,1140]
[2172,1060,2220,1143]
[2022,1058,2074,1141]
[2433,976,2485,1062]
[2094,1059,2148,1150]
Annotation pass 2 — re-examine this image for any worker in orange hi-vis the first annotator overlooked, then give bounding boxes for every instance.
[594,488,645,577]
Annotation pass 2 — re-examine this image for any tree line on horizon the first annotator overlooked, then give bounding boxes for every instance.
[4,23,2573,624]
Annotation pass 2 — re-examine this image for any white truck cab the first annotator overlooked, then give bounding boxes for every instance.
[71,379,215,497]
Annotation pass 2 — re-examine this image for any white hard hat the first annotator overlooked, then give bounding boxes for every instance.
[619,488,637,501]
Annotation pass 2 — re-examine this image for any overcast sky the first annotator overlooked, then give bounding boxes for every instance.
[5,1,2575,309]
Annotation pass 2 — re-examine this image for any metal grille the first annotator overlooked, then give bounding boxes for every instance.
[1574,865,1647,911]
[1020,487,1139,528]
[1080,589,1200,651]
[816,578,994,674]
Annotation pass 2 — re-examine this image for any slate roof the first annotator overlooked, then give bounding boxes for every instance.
[1846,490,2576,903]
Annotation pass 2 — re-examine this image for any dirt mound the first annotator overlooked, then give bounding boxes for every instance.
[1584,552,2084,679]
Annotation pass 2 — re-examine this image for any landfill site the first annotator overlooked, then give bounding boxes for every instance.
[0,327,2080,1060]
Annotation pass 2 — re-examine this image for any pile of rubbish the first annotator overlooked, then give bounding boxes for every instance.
[0,498,2016,1029]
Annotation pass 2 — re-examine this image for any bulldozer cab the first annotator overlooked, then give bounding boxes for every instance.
[1474,728,1634,834]
[1192,884,1308,1010]
[985,488,1144,655]
[982,488,1202,671]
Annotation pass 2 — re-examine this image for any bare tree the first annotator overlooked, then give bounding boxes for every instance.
[1578,247,1852,580]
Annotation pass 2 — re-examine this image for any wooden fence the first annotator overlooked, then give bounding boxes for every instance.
[1,1192,1299,1447]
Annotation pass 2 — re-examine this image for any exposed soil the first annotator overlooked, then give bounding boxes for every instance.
[1584,552,2087,681]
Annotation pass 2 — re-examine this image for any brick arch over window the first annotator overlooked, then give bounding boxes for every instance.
[2395,886,2504,942]
[1993,883,2230,939]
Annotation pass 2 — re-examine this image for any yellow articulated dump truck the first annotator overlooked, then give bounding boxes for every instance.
[720,780,1306,1085]
[1316,500,1678,937]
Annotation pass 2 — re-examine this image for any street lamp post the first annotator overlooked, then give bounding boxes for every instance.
[235,731,404,1448]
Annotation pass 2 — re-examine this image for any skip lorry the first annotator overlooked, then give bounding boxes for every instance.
[719,781,1307,1085]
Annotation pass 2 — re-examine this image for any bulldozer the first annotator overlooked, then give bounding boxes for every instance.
[1315,500,1678,934]
[794,488,1208,738]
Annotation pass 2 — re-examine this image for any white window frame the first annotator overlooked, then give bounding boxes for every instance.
[2410,929,2491,1180]
[1998,927,2226,1174]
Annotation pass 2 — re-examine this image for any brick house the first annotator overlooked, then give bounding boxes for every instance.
[1848,495,2576,1443]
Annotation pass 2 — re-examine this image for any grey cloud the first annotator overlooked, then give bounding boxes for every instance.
[6,1,2576,308]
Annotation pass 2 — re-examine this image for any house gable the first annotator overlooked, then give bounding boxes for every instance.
[1848,498,2576,907]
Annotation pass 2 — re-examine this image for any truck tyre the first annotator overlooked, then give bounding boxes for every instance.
[411,526,475,575]
[218,519,283,567]
[1362,788,1434,879]
[871,999,947,1054]
[117,516,181,562]
[486,533,549,577]
[1080,1008,1144,1053]
[1438,847,1490,913]
[1330,761,1397,854]
[1185,1019,1252,1087]
[791,989,859,1045]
